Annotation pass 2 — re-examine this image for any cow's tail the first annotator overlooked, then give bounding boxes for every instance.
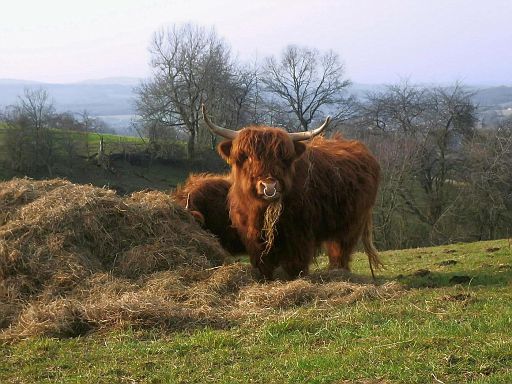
[362,212,384,280]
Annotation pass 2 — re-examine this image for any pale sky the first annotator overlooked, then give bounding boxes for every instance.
[1,0,511,85]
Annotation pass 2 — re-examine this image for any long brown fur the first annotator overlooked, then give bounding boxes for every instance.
[218,127,382,279]
[173,173,246,255]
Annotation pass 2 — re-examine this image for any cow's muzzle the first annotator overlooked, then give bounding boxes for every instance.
[257,179,281,201]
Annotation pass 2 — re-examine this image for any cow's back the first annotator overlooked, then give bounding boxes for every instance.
[284,136,380,238]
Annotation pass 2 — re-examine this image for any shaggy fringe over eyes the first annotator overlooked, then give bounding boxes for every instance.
[261,200,283,256]
[233,128,296,166]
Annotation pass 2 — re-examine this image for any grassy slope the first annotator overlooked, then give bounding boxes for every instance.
[0,127,191,192]
[1,239,511,383]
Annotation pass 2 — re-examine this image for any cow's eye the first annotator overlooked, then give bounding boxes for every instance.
[281,157,293,168]
[236,153,247,164]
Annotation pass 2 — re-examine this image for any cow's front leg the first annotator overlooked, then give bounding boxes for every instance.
[245,238,279,280]
[248,252,278,280]
[279,240,315,279]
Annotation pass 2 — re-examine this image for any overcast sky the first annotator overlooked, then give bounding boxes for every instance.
[1,0,511,85]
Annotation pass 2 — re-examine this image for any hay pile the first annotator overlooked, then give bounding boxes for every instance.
[0,178,401,340]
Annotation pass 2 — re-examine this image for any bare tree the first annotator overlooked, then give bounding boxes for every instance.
[462,118,512,240]
[17,88,55,133]
[3,88,57,174]
[135,23,245,159]
[419,84,476,232]
[362,81,427,134]
[361,81,477,246]
[2,106,34,172]
[49,112,82,169]
[198,65,260,150]
[262,45,351,132]
[18,88,56,169]
[369,133,420,249]
[78,110,103,159]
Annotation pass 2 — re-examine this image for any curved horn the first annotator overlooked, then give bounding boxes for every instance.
[201,104,238,140]
[289,116,331,142]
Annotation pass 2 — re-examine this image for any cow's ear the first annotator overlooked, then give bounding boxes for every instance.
[293,142,307,158]
[218,140,233,163]
[190,210,205,226]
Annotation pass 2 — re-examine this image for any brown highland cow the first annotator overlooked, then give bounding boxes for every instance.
[173,173,245,255]
[202,105,382,279]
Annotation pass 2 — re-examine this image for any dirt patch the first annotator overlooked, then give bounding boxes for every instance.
[437,260,458,266]
[413,269,431,277]
[498,264,511,271]
[441,293,472,302]
[0,178,402,340]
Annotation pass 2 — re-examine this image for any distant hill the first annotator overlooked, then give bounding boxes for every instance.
[349,83,512,107]
[0,79,43,85]
[0,78,141,134]
[347,83,388,99]
[75,77,142,86]
[471,86,512,107]
[0,78,141,115]
[1,78,511,134]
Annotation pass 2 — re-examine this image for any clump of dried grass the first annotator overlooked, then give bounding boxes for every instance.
[0,178,402,340]
[237,274,400,312]
[0,178,69,226]
[2,264,401,340]
[261,200,283,255]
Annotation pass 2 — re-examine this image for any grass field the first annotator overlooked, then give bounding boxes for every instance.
[1,239,511,383]
[0,126,193,192]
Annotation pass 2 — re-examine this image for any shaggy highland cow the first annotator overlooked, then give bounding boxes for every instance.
[173,173,245,255]
[202,105,382,279]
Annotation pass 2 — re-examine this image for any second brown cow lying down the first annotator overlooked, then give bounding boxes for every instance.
[173,173,246,256]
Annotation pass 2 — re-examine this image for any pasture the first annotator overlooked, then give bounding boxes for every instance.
[0,128,191,192]
[0,179,511,383]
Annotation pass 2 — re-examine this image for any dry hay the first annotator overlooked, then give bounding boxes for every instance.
[0,178,402,340]
[0,178,71,226]
[261,200,283,255]
[0,178,227,337]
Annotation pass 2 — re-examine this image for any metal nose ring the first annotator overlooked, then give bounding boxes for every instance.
[263,186,277,198]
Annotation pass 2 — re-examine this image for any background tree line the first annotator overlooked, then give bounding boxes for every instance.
[133,24,354,159]
[0,88,116,176]
[353,82,512,249]
[1,22,510,250]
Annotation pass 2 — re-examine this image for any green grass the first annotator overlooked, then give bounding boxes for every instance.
[79,131,145,155]
[1,239,511,383]
[0,126,192,191]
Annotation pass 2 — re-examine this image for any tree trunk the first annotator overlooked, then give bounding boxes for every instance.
[187,130,196,159]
